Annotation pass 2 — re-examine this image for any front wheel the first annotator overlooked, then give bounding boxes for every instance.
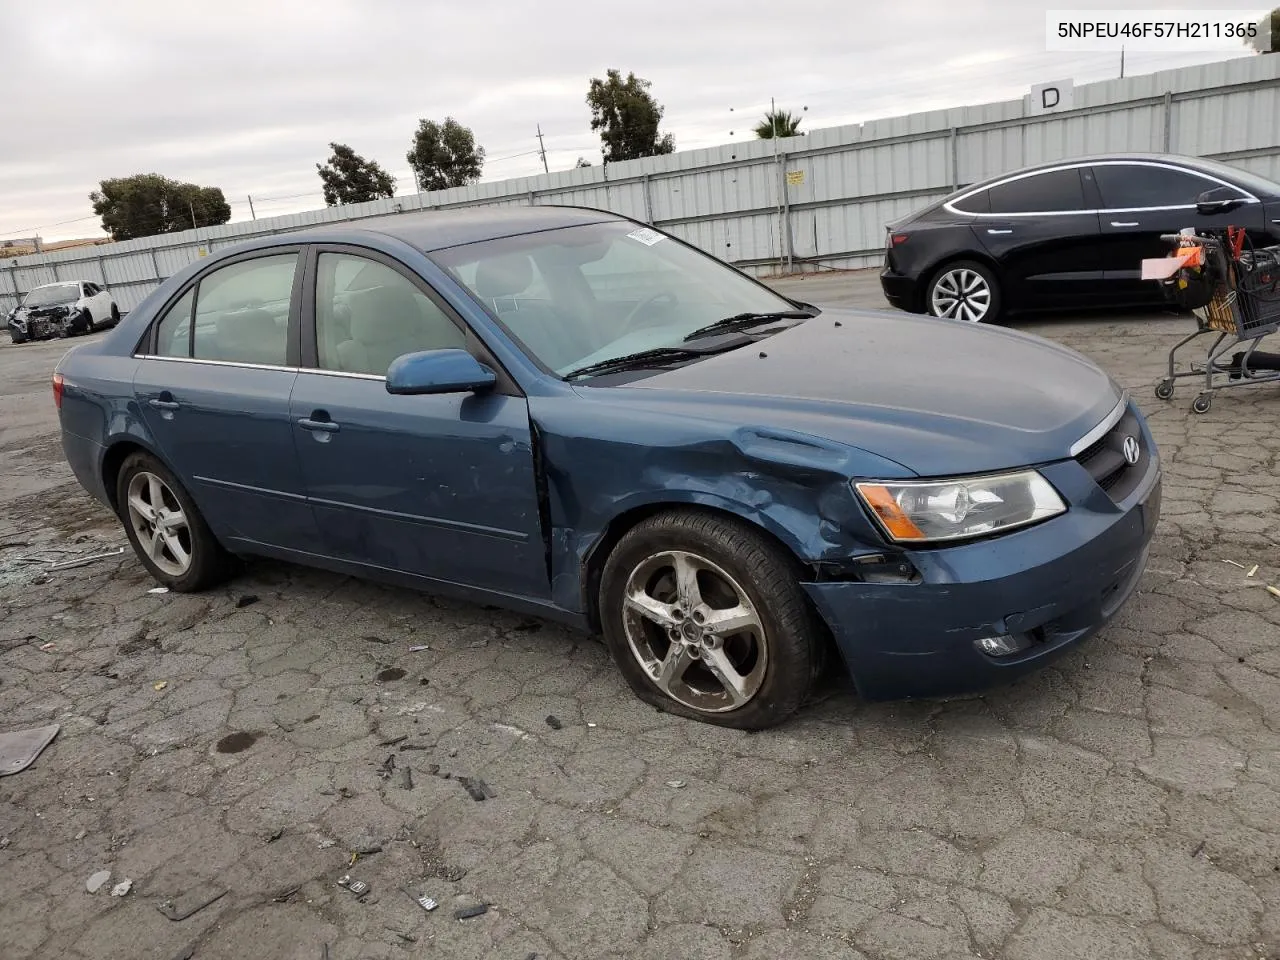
[599,510,824,730]
[116,452,235,592]
[109,303,120,327]
[8,330,25,345]
[926,260,1002,323]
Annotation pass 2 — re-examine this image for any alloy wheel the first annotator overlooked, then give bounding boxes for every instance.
[125,471,193,577]
[931,267,992,322]
[621,549,768,713]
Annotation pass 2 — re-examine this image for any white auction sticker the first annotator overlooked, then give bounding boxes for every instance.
[626,227,666,246]
[1046,9,1271,51]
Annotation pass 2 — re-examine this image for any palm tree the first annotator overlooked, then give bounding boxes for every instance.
[754,109,803,139]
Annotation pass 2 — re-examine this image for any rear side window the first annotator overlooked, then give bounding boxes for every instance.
[952,189,990,214]
[191,255,297,366]
[1092,164,1244,209]
[987,169,1087,213]
[154,289,195,357]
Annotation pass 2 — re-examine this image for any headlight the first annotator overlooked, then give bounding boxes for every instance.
[854,470,1066,544]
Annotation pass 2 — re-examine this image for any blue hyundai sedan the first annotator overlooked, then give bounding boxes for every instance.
[53,207,1160,728]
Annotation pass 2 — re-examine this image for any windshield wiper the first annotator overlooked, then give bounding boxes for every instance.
[562,346,719,380]
[683,310,814,342]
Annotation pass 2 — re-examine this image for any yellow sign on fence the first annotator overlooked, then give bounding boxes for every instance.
[785,170,805,186]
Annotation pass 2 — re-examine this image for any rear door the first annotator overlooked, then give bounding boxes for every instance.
[289,246,548,598]
[971,166,1104,309]
[133,248,321,553]
[1092,161,1266,302]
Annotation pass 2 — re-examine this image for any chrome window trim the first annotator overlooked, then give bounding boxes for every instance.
[944,159,1258,218]
[299,367,387,382]
[133,354,297,373]
[1069,393,1129,457]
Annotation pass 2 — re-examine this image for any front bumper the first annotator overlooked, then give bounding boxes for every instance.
[804,448,1161,701]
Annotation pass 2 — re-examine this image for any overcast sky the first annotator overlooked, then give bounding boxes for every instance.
[0,0,1256,241]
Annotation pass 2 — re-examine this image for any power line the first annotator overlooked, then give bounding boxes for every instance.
[0,214,100,240]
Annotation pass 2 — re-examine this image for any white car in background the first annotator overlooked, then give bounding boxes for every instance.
[6,280,121,344]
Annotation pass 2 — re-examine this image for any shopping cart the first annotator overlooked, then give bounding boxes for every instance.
[1153,226,1280,413]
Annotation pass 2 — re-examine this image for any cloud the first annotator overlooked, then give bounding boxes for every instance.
[0,0,1244,240]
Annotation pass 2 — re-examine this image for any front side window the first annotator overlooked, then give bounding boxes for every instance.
[314,253,466,376]
[986,169,1087,214]
[431,221,802,375]
[1092,164,1245,209]
[154,288,195,357]
[191,254,297,366]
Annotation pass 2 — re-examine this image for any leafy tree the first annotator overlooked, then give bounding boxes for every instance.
[1246,7,1278,53]
[406,117,485,192]
[575,156,593,168]
[755,109,803,139]
[316,143,396,206]
[89,174,231,241]
[585,69,675,163]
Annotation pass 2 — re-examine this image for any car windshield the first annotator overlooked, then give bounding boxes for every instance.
[23,283,80,307]
[1188,157,1280,198]
[430,221,806,377]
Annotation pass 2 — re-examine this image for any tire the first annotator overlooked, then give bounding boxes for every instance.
[110,303,120,327]
[598,509,824,730]
[1154,379,1174,400]
[115,451,235,592]
[8,330,25,345]
[76,309,94,335]
[926,260,1002,323]
[1191,393,1212,414]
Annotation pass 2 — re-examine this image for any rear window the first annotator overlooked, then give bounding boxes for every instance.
[951,189,990,214]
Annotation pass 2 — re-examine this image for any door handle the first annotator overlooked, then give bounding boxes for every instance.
[986,228,1013,235]
[298,417,340,433]
[148,398,180,411]
[1110,221,1140,227]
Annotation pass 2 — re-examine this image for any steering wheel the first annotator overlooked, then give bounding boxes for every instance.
[621,291,678,329]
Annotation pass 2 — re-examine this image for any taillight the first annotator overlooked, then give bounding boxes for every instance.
[891,233,910,245]
[52,372,64,409]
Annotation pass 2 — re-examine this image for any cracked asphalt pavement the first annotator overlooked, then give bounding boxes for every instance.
[2,271,1279,960]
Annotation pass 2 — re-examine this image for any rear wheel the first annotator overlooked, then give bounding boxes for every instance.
[109,303,120,326]
[927,260,1001,323]
[599,510,823,730]
[116,452,235,592]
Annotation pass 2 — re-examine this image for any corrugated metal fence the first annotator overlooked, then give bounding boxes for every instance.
[4,55,1280,315]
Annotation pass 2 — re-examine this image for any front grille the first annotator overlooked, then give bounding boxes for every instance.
[1074,407,1147,502]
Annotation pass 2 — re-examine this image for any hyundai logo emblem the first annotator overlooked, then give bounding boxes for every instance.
[1122,435,1140,465]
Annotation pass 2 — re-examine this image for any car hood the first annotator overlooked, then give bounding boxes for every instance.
[592,308,1121,477]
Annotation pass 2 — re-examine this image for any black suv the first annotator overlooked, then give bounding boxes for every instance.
[880,153,1280,323]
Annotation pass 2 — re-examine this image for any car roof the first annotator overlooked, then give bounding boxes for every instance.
[966,152,1266,188]
[289,204,626,253]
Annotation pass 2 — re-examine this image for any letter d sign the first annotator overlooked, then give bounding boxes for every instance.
[1029,78,1074,116]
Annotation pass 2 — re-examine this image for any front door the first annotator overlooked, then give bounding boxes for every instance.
[1091,161,1268,302]
[133,250,321,553]
[290,248,548,599]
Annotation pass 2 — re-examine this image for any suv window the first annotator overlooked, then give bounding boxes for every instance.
[191,255,297,366]
[82,283,97,296]
[154,288,195,357]
[986,168,1087,213]
[1093,163,1245,209]
[314,253,465,376]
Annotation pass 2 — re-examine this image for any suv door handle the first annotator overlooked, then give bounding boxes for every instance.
[986,228,1013,235]
[298,417,340,434]
[1110,221,1140,227]
[148,398,180,411]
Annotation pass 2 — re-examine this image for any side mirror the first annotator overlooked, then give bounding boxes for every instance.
[386,349,497,395]
[1196,186,1245,216]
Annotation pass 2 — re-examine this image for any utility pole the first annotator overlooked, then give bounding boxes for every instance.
[772,96,784,273]
[189,201,198,230]
[536,124,549,174]
[1120,45,1125,78]
[247,195,256,220]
